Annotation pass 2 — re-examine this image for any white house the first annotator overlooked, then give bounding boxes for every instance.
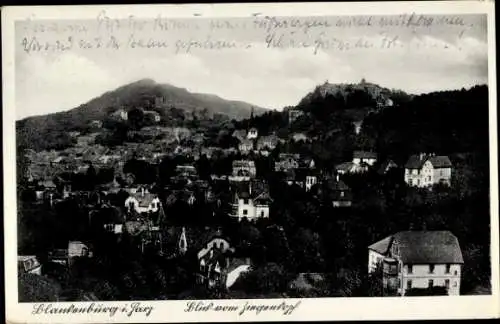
[230,182,272,221]
[353,120,363,135]
[305,175,318,192]
[353,151,377,166]
[335,162,368,175]
[368,231,464,296]
[111,109,128,121]
[291,132,310,143]
[238,139,254,155]
[125,189,162,214]
[18,256,42,275]
[232,160,257,179]
[197,234,233,260]
[247,128,259,139]
[256,135,278,151]
[404,153,452,187]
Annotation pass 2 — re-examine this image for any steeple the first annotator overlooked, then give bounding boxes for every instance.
[178,227,188,255]
[250,106,254,120]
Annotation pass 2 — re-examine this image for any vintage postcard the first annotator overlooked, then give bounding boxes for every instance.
[2,1,499,323]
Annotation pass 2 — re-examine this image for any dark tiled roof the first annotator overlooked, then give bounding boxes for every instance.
[378,160,398,174]
[134,193,157,207]
[239,139,253,145]
[326,179,349,191]
[329,189,352,202]
[429,156,453,168]
[369,231,464,264]
[405,154,452,169]
[335,162,356,172]
[368,236,393,254]
[405,155,426,169]
[353,151,377,159]
[124,221,148,236]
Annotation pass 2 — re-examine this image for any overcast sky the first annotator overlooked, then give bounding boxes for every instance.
[15,14,488,119]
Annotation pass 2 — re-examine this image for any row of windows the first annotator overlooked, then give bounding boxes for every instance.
[242,209,266,217]
[407,177,432,186]
[407,264,456,274]
[407,279,457,289]
[408,169,448,176]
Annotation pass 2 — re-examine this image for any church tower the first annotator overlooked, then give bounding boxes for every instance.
[178,227,188,255]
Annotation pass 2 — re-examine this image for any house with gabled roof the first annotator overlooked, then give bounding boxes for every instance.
[232,160,257,179]
[378,159,398,175]
[256,135,278,151]
[229,181,272,221]
[404,153,453,187]
[247,127,259,140]
[165,189,196,207]
[326,178,352,207]
[18,256,42,275]
[232,129,247,141]
[275,153,300,172]
[353,151,377,166]
[291,132,310,143]
[238,139,254,155]
[312,176,352,207]
[335,161,369,175]
[368,231,464,296]
[124,190,161,214]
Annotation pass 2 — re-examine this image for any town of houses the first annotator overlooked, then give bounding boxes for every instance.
[17,102,471,300]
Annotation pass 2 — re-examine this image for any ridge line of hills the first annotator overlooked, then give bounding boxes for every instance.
[16,78,487,154]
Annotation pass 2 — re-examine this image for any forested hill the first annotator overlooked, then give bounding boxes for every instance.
[361,85,490,162]
[16,79,266,151]
[298,79,413,109]
[240,83,489,168]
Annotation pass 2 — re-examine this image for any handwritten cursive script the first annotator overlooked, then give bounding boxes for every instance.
[18,12,476,55]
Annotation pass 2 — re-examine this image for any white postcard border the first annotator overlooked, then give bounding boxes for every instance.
[3,1,499,323]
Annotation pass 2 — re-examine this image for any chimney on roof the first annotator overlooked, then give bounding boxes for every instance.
[336,174,339,182]
[141,187,145,197]
[419,153,425,161]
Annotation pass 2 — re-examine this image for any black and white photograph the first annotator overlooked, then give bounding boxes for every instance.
[3,2,499,323]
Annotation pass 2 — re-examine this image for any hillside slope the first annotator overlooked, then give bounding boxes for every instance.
[16,79,267,151]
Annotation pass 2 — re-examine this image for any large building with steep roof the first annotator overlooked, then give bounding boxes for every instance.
[368,230,464,296]
[404,153,453,187]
